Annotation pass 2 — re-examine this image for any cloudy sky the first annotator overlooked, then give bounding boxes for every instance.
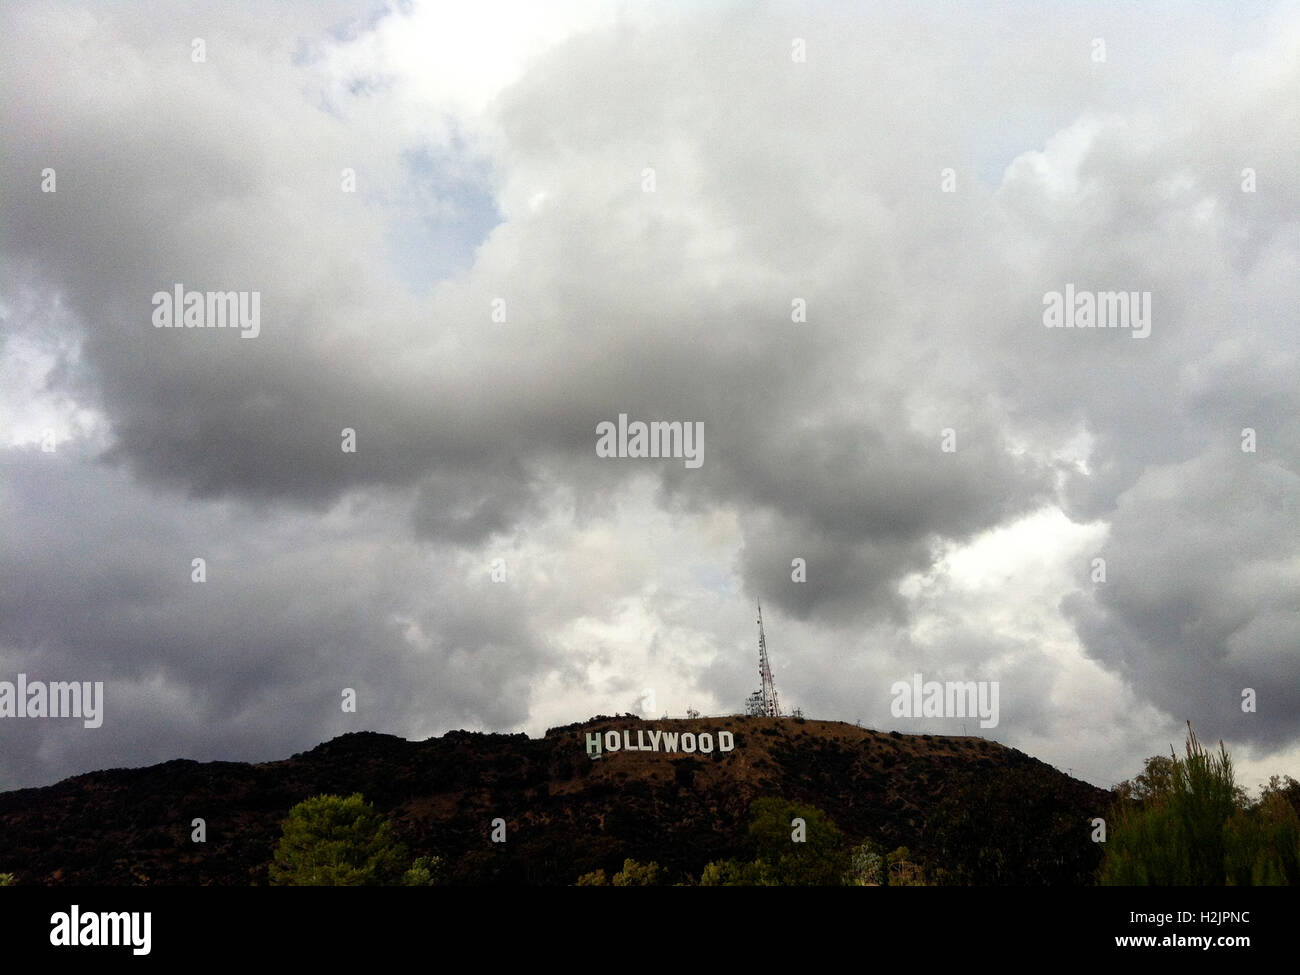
[2,0,1297,794]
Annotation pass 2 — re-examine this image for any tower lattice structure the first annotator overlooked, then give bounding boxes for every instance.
[749,600,782,718]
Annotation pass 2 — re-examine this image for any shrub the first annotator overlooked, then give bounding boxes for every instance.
[699,858,775,886]
[612,859,663,886]
[403,855,448,886]
[747,798,847,885]
[1101,723,1298,886]
[268,793,408,886]
[843,841,885,885]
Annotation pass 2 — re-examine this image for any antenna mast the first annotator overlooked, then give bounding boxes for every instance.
[755,600,781,717]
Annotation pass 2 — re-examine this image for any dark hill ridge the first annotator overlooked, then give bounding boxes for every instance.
[0,716,1112,885]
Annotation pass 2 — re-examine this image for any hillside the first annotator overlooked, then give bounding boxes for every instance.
[0,716,1112,885]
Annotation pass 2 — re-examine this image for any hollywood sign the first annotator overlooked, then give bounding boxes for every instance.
[585,727,736,760]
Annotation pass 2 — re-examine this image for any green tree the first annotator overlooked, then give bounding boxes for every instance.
[699,858,775,886]
[0,872,15,886]
[403,855,448,886]
[843,840,885,886]
[1101,723,1297,885]
[574,859,664,885]
[269,793,408,886]
[1224,777,1300,885]
[699,799,846,885]
[1114,754,1177,804]
[746,797,846,885]
[612,859,662,886]
[885,845,926,886]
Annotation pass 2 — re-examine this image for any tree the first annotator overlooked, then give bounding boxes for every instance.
[403,855,448,886]
[269,793,408,886]
[612,859,663,886]
[1224,776,1300,885]
[843,840,885,886]
[574,859,663,885]
[886,845,925,886]
[746,797,846,885]
[1114,754,1176,804]
[700,798,846,885]
[1265,774,1300,820]
[1101,723,1298,885]
[699,858,775,886]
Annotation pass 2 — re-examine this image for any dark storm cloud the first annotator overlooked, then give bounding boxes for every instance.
[1063,446,1300,749]
[0,441,552,789]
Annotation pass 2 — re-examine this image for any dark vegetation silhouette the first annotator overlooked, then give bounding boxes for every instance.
[12,716,1290,885]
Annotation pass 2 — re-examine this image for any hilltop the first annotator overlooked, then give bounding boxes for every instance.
[0,716,1111,884]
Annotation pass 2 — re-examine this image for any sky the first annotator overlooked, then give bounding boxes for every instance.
[1,0,1297,794]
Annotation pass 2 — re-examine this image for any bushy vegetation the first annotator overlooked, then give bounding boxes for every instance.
[403,855,449,886]
[1100,724,1300,886]
[575,858,664,885]
[570,798,934,886]
[924,762,1102,885]
[268,793,445,886]
[843,840,885,885]
[699,798,851,885]
[842,840,927,885]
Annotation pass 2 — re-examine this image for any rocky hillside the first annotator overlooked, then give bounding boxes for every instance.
[0,715,1112,884]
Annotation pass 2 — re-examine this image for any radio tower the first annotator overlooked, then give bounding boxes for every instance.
[750,600,782,717]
